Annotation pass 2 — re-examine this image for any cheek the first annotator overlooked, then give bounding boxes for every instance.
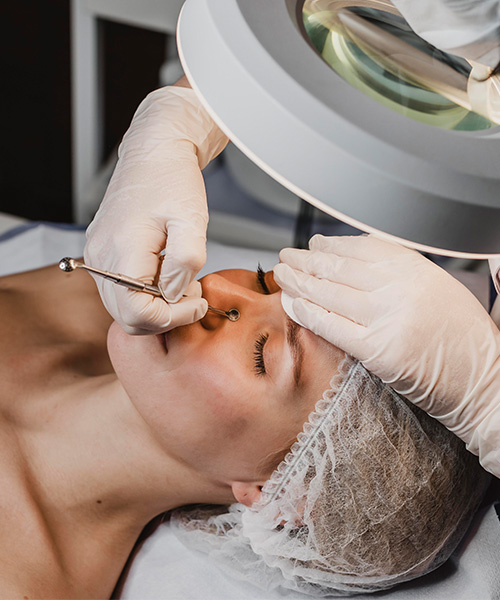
[152,354,259,475]
[180,352,254,438]
[109,323,254,445]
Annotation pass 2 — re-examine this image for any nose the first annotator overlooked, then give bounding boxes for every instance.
[199,273,275,330]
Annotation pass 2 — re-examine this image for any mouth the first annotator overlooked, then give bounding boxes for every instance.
[158,332,168,354]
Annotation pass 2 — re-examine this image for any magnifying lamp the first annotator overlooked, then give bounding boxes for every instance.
[177,0,500,258]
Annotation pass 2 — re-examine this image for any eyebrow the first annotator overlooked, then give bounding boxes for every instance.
[286,316,304,389]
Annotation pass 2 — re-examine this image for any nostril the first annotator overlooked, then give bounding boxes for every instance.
[199,273,243,323]
[200,310,219,330]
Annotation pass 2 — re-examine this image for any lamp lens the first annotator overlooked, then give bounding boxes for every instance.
[302,1,496,131]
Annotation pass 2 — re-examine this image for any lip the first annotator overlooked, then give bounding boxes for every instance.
[157,332,168,354]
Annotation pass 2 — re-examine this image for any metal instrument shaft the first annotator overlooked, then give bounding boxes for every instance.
[58,257,240,321]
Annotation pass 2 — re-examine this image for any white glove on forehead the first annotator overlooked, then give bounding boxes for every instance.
[274,234,500,479]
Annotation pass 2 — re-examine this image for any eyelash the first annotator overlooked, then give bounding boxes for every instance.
[254,265,270,376]
[254,333,269,376]
[256,263,271,294]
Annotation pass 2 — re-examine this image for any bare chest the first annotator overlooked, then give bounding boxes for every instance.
[0,266,124,596]
[0,436,131,599]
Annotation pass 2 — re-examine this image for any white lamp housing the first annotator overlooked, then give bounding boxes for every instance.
[178,0,500,257]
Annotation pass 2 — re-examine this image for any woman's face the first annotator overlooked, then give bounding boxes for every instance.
[108,269,344,486]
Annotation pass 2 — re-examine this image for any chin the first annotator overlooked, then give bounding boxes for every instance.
[106,321,144,382]
[106,322,124,376]
[107,321,168,399]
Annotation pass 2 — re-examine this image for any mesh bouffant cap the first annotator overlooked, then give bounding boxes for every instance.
[172,360,490,596]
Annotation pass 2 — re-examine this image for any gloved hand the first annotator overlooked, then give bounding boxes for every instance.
[392,0,500,65]
[391,0,500,123]
[84,84,229,334]
[274,234,500,477]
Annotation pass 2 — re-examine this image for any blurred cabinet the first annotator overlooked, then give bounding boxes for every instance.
[71,0,185,224]
[1,2,72,222]
[1,2,172,223]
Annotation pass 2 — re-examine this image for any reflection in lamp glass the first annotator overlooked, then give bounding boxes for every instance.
[302,1,496,131]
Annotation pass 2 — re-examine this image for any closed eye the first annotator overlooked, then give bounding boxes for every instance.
[254,333,268,376]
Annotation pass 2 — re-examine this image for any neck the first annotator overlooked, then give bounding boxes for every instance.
[20,374,233,550]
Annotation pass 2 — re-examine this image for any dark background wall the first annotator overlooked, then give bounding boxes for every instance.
[1,2,167,223]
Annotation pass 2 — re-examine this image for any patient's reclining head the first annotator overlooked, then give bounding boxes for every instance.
[108,268,345,498]
[110,267,489,593]
[172,359,490,596]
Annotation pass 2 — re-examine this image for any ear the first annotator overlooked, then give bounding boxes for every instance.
[231,481,263,507]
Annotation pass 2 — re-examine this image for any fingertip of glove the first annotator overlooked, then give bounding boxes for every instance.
[292,296,307,315]
[278,247,293,261]
[119,322,150,336]
[169,295,208,328]
[273,262,292,280]
[308,234,325,250]
[198,297,208,316]
[272,264,289,290]
[278,247,295,262]
[293,297,321,321]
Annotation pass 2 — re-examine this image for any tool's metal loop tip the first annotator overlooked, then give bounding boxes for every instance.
[206,305,240,321]
[59,257,74,272]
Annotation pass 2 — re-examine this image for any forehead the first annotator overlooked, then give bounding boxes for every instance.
[215,268,261,286]
[254,329,344,479]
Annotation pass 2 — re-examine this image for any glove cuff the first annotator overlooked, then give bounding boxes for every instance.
[121,85,229,170]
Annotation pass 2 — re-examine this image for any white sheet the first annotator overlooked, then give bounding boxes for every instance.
[120,522,307,600]
[121,504,500,600]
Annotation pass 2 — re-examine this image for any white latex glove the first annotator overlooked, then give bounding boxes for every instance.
[392,0,500,63]
[392,0,500,123]
[84,85,228,334]
[274,234,500,478]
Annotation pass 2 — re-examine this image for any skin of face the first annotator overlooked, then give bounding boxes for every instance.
[107,269,344,503]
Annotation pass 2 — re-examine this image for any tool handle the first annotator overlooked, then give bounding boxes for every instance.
[110,274,162,296]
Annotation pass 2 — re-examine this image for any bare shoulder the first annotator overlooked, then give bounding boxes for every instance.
[0,263,113,384]
[0,425,125,599]
[0,261,110,323]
